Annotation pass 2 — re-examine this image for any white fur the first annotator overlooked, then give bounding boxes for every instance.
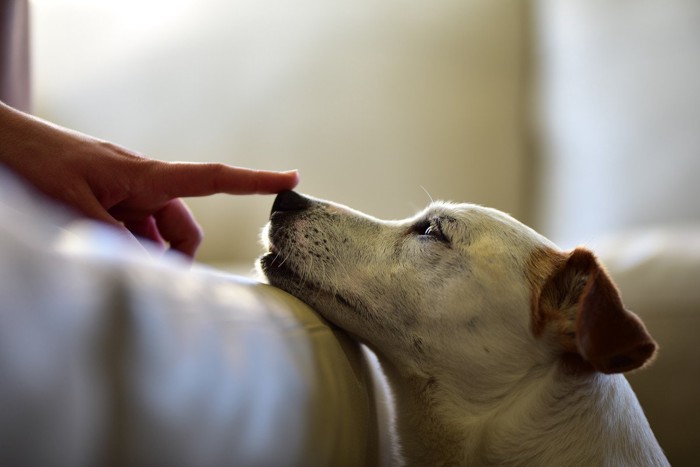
[259,193,669,466]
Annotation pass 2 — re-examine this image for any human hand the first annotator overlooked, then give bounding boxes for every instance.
[0,102,299,257]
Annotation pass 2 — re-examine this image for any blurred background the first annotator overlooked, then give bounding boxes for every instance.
[29,0,700,269]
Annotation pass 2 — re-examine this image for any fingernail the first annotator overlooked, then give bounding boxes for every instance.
[285,169,300,182]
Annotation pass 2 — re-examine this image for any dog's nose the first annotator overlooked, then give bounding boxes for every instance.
[271,190,313,215]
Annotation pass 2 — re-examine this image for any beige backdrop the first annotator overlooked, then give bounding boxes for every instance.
[32,0,531,266]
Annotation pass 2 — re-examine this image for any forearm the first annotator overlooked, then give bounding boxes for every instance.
[0,99,100,192]
[0,0,31,112]
[0,99,51,164]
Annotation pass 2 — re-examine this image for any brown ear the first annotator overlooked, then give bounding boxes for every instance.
[537,248,657,374]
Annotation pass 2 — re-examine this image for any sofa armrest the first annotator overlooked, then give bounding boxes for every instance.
[0,168,381,467]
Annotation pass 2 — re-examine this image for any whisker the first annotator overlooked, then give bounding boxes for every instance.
[277,253,289,267]
[419,185,434,203]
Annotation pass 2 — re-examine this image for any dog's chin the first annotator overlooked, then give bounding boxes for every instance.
[258,251,296,289]
[260,251,388,353]
[260,251,339,309]
[259,251,363,323]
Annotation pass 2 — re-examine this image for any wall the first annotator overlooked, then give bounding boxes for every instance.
[534,0,700,248]
[32,0,531,266]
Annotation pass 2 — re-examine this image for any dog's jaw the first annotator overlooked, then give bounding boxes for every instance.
[259,250,353,314]
[259,233,384,344]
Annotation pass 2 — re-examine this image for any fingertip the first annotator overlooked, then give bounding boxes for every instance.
[248,168,301,194]
[284,169,301,189]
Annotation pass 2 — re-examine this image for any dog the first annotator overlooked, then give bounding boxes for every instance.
[258,190,669,466]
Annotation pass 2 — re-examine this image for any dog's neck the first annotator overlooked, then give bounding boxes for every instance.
[383,361,665,466]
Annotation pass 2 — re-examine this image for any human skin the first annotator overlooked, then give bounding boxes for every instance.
[0,101,300,257]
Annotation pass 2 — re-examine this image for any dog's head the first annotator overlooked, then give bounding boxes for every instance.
[259,191,656,390]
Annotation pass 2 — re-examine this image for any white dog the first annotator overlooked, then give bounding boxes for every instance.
[259,191,669,467]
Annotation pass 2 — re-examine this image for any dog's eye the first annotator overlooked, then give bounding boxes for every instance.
[415,220,448,243]
[424,225,441,238]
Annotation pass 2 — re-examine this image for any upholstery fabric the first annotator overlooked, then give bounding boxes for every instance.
[0,168,380,467]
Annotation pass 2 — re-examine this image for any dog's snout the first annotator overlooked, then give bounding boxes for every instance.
[271,190,312,216]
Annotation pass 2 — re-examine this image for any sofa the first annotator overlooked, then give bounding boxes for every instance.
[4,0,699,465]
[0,169,389,466]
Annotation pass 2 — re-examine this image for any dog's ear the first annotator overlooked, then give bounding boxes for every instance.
[535,247,657,374]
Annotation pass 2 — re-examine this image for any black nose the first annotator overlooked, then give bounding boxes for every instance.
[271,191,313,215]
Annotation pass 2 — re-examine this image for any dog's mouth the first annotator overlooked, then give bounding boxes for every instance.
[260,246,325,296]
[260,246,363,316]
[258,248,293,279]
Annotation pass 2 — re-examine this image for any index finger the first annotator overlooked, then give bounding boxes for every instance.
[154,162,300,198]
